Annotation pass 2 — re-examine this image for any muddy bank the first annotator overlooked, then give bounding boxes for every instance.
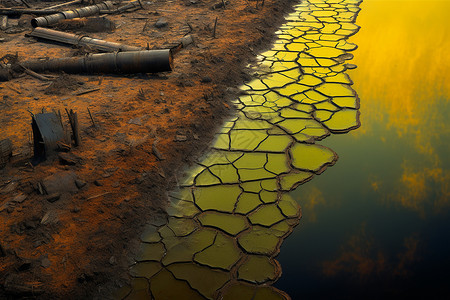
[0,0,297,298]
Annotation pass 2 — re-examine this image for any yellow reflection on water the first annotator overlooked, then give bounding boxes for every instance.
[350,0,450,215]
[350,0,450,137]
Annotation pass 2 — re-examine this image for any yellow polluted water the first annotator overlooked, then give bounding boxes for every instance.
[118,0,363,299]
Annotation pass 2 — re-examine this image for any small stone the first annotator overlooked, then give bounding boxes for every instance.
[201,76,212,83]
[75,179,87,189]
[24,220,36,229]
[71,207,80,213]
[58,152,79,165]
[42,171,79,194]
[154,17,168,28]
[109,256,117,265]
[46,193,61,203]
[94,180,103,186]
[128,117,142,125]
[112,182,120,188]
[18,261,32,271]
[41,257,51,268]
[174,135,187,142]
[34,97,39,100]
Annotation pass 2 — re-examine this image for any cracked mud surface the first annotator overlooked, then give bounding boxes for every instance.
[123,0,362,299]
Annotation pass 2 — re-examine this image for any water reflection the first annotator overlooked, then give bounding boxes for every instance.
[276,0,450,298]
[117,0,364,298]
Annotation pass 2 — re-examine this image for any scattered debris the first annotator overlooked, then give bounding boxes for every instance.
[46,193,61,203]
[27,27,142,52]
[0,138,13,169]
[65,108,80,147]
[41,171,79,194]
[152,139,164,160]
[154,17,168,29]
[58,152,80,165]
[32,112,66,159]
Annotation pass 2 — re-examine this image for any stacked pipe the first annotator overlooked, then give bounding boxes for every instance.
[31,1,114,28]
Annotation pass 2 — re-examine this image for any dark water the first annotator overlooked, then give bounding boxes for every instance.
[275,0,450,298]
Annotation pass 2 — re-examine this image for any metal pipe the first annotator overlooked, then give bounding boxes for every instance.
[28,27,142,52]
[21,50,173,75]
[31,1,114,28]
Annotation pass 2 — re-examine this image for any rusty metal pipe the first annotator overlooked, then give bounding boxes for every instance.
[21,50,173,74]
[31,1,114,28]
[28,27,142,52]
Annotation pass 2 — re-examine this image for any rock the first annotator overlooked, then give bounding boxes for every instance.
[109,256,117,265]
[174,135,187,142]
[46,193,61,203]
[41,257,51,268]
[17,261,32,272]
[24,220,36,229]
[71,207,80,213]
[154,17,168,28]
[94,180,103,186]
[42,171,79,194]
[58,152,80,165]
[201,76,212,83]
[128,117,142,125]
[75,179,87,189]
[180,34,194,47]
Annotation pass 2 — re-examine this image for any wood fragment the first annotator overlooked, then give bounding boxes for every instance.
[19,64,52,81]
[74,88,100,96]
[152,140,164,160]
[5,85,21,94]
[86,192,111,200]
[213,17,218,38]
[20,0,32,8]
[65,109,80,147]
[87,107,96,127]
[44,0,83,11]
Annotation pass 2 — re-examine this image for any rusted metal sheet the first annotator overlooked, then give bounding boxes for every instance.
[31,1,114,28]
[28,27,142,52]
[22,50,173,74]
[32,113,66,159]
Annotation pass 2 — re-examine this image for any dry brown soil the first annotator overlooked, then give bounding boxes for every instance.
[0,0,296,298]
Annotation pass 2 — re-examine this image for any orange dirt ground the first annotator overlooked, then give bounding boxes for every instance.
[0,0,295,298]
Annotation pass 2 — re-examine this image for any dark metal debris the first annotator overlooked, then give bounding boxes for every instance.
[32,112,66,159]
[22,50,174,75]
